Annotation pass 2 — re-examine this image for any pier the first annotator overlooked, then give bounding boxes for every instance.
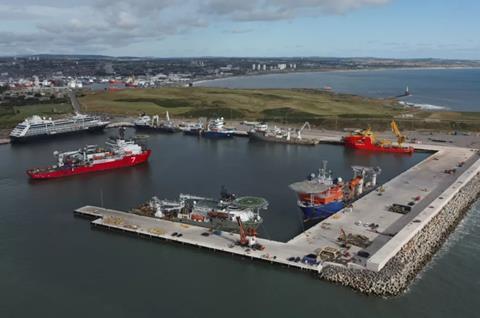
[75,137,480,294]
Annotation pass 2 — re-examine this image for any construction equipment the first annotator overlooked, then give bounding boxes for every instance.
[391,120,406,146]
[315,246,340,261]
[296,122,311,140]
[339,228,349,248]
[236,216,264,250]
[236,216,249,246]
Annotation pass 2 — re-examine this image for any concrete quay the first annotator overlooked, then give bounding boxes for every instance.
[75,139,480,295]
[75,206,318,272]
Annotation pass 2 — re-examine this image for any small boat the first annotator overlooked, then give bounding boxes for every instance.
[27,128,151,179]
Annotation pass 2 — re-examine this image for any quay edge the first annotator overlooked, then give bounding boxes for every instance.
[320,170,480,296]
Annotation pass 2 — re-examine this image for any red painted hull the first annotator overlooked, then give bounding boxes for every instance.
[343,136,414,154]
[27,150,151,179]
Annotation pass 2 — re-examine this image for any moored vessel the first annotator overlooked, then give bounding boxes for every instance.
[342,121,414,154]
[10,113,109,142]
[248,122,318,145]
[180,121,204,136]
[27,129,151,179]
[134,112,180,133]
[133,188,268,232]
[290,161,381,221]
[202,118,233,138]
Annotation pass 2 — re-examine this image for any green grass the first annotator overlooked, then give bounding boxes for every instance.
[75,87,480,131]
[0,103,72,128]
[2,87,480,131]
[78,87,400,119]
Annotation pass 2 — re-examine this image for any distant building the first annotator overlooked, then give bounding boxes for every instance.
[68,80,83,89]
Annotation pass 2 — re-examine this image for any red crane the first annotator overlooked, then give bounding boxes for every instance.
[236,216,264,250]
[236,216,249,246]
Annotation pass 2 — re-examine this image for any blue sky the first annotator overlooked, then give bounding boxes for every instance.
[0,0,479,59]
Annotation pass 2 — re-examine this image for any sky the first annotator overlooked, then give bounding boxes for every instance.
[0,0,479,59]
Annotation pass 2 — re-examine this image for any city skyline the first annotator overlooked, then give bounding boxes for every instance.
[1,0,479,59]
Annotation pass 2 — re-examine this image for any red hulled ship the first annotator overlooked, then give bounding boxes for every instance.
[27,132,151,179]
[343,121,414,154]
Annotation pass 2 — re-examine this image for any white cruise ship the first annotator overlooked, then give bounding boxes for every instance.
[9,113,110,142]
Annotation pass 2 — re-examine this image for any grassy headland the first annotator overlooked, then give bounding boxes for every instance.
[78,87,480,131]
[1,87,479,132]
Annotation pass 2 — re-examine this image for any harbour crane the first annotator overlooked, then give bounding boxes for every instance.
[236,216,249,246]
[390,120,406,146]
[296,121,311,139]
[236,216,264,250]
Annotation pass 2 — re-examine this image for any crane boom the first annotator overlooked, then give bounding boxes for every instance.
[297,122,311,139]
[390,120,406,146]
[236,216,248,246]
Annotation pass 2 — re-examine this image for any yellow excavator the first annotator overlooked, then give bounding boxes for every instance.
[390,120,406,146]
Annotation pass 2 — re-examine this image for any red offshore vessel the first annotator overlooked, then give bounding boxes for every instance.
[343,120,414,154]
[27,133,151,179]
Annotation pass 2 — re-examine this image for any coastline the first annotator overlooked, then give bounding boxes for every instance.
[193,65,480,87]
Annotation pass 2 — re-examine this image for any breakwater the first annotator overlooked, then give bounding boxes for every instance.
[320,171,480,296]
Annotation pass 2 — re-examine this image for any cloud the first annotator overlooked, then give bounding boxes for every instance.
[0,0,390,54]
[202,0,390,21]
[224,28,255,34]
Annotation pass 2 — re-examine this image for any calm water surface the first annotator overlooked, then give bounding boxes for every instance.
[199,68,480,111]
[0,131,479,317]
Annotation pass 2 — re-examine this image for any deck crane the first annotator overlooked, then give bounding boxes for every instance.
[390,120,406,146]
[152,115,160,127]
[296,122,311,140]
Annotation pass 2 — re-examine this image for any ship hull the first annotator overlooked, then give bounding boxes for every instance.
[183,129,202,136]
[202,131,233,138]
[343,136,414,154]
[134,124,179,133]
[10,124,108,144]
[248,131,318,145]
[300,201,345,221]
[160,216,261,233]
[27,150,151,179]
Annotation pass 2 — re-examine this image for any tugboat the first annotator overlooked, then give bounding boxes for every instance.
[134,112,179,133]
[289,161,381,221]
[132,187,268,232]
[342,121,414,154]
[202,118,233,138]
[27,128,151,179]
